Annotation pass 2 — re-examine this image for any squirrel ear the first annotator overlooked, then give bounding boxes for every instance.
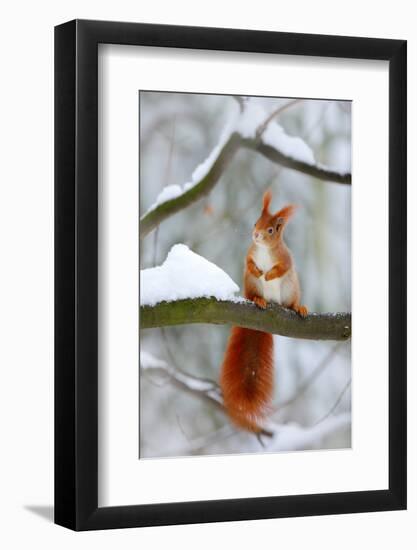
[274,204,298,222]
[262,190,272,213]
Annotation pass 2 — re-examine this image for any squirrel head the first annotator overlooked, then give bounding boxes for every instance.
[252,190,297,248]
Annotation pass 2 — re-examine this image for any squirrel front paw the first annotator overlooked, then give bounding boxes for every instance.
[264,270,275,281]
[247,258,263,278]
[253,296,268,309]
[249,265,263,278]
[294,304,308,318]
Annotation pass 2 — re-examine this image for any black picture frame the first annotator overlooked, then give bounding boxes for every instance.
[55,19,407,531]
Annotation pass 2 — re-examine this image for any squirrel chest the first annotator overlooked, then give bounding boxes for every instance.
[252,246,288,304]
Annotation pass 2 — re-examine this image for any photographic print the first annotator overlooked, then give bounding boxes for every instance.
[55,20,406,529]
[139,91,351,459]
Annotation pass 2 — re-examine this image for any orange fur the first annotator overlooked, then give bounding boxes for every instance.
[220,191,308,432]
[264,262,288,280]
[262,189,272,212]
[275,203,298,222]
[246,257,263,278]
[220,327,274,432]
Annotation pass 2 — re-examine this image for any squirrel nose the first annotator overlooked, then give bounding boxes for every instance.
[254,232,259,239]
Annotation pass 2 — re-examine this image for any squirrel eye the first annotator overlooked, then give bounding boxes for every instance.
[267,227,274,234]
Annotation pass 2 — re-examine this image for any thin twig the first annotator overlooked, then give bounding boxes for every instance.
[232,95,245,113]
[256,99,303,138]
[177,424,237,455]
[141,356,272,438]
[162,115,177,185]
[313,379,352,426]
[275,342,345,410]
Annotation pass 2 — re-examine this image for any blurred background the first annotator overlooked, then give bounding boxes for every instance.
[139,91,351,458]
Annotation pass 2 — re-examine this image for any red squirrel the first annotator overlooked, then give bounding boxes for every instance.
[220,190,308,432]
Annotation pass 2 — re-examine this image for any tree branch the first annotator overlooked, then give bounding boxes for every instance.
[141,356,273,437]
[265,413,351,452]
[312,378,352,426]
[140,298,351,341]
[140,125,351,238]
[275,342,345,410]
[241,138,351,184]
[141,349,351,452]
[141,360,224,410]
[256,99,302,138]
[140,133,241,238]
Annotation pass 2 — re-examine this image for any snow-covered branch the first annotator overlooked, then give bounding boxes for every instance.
[140,133,240,238]
[140,100,351,238]
[140,245,351,341]
[173,412,351,456]
[141,350,350,454]
[140,351,273,438]
[241,138,351,184]
[262,413,351,452]
[141,351,223,410]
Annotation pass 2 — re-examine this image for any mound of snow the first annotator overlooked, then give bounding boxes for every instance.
[140,244,240,306]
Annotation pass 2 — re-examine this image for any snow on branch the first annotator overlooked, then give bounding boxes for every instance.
[241,139,351,184]
[141,350,273,438]
[140,99,351,238]
[141,350,350,453]
[141,244,240,306]
[192,413,350,455]
[262,413,351,452]
[140,245,351,341]
[140,132,241,238]
[141,350,223,409]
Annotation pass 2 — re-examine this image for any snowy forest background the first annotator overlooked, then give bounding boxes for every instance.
[139,91,351,458]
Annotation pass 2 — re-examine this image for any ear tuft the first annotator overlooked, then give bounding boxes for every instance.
[275,204,298,222]
[262,190,272,213]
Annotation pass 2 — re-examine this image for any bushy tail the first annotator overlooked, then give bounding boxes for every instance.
[220,327,274,432]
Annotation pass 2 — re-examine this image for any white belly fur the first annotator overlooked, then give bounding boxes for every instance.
[253,246,286,305]
[263,275,284,303]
